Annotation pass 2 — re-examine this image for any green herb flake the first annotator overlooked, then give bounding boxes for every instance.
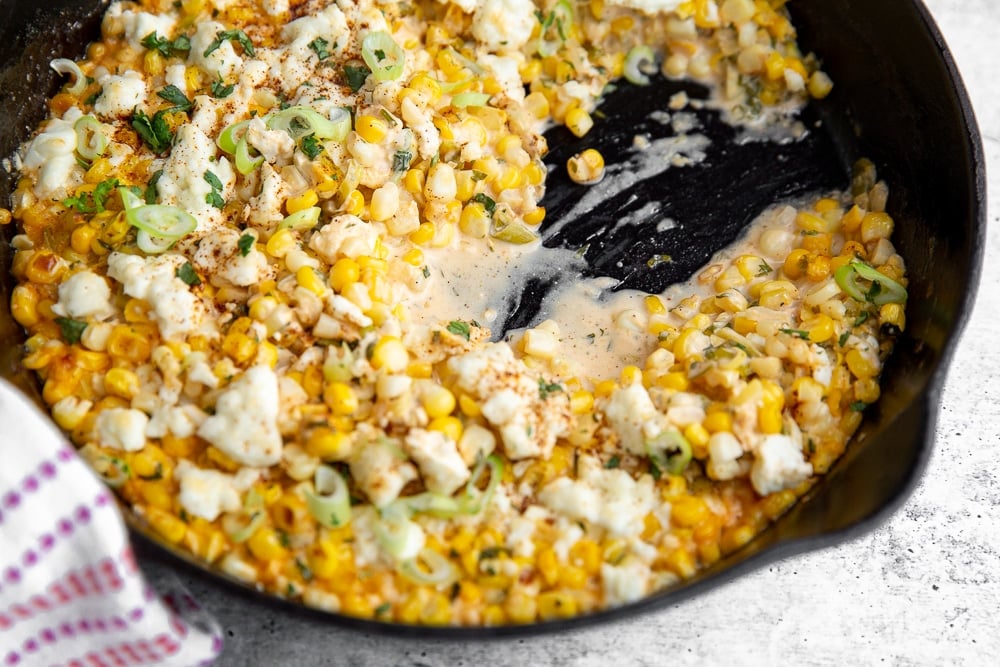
[84,87,103,107]
[62,177,119,213]
[308,37,331,60]
[649,458,663,481]
[295,558,314,581]
[866,281,882,303]
[203,29,255,58]
[176,261,202,286]
[210,78,235,98]
[131,109,173,154]
[145,169,164,204]
[838,330,850,347]
[780,328,811,340]
[157,84,192,112]
[55,317,88,344]
[756,260,773,276]
[374,602,392,617]
[446,320,471,340]
[343,64,371,92]
[421,266,430,278]
[392,149,412,173]
[478,546,510,561]
[471,192,496,216]
[605,455,621,469]
[203,170,226,209]
[853,311,871,327]
[138,462,164,481]
[140,32,191,58]
[301,135,324,159]
[850,401,869,412]
[237,233,255,257]
[538,379,563,399]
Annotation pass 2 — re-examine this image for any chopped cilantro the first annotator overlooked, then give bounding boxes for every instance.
[55,317,87,344]
[392,149,412,173]
[780,328,811,340]
[84,87,102,107]
[756,260,773,276]
[301,135,324,159]
[538,379,563,399]
[478,546,510,561]
[176,262,201,286]
[649,458,662,481]
[421,266,430,278]
[308,37,331,60]
[203,170,225,209]
[62,177,119,213]
[374,602,391,617]
[237,233,255,257]
[470,170,487,181]
[295,558,313,581]
[157,84,192,112]
[131,109,173,154]
[203,29,255,58]
[605,455,621,469]
[446,320,471,340]
[343,64,371,92]
[210,78,235,98]
[853,311,871,327]
[471,193,496,216]
[866,281,882,303]
[140,32,191,58]
[838,330,850,347]
[850,401,869,412]
[145,169,163,204]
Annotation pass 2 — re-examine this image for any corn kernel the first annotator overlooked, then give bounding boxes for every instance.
[330,258,360,292]
[286,189,318,214]
[324,382,359,416]
[355,115,388,143]
[370,336,409,373]
[428,416,463,442]
[421,385,456,418]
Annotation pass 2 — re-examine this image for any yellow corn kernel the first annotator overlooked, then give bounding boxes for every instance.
[567,148,605,184]
[104,368,140,400]
[355,114,388,143]
[329,258,360,292]
[406,361,433,379]
[671,495,709,527]
[645,295,667,315]
[845,349,878,379]
[249,295,278,323]
[594,379,617,398]
[408,72,442,102]
[564,107,594,137]
[305,428,350,461]
[324,382,358,416]
[655,371,687,392]
[569,539,601,575]
[342,189,365,216]
[10,285,39,327]
[665,547,697,578]
[294,265,326,296]
[144,508,187,544]
[495,166,523,191]
[841,204,865,233]
[84,158,113,184]
[524,161,546,186]
[459,202,490,238]
[403,168,425,195]
[782,248,811,280]
[246,527,287,561]
[880,302,906,331]
[808,71,834,99]
[428,416,463,442]
[370,336,409,373]
[70,224,97,254]
[222,331,257,365]
[805,313,835,343]
[421,385,456,418]
[861,211,894,243]
[855,378,881,404]
[256,340,279,368]
[409,222,436,245]
[265,228,296,258]
[796,211,830,233]
[458,393,480,417]
[569,389,594,415]
[801,232,832,256]
[806,255,832,282]
[106,325,152,364]
[537,547,560,587]
[703,410,732,433]
[523,90,550,119]
[683,424,710,458]
[538,592,579,620]
[672,328,705,362]
[286,189,318,214]
[758,404,783,434]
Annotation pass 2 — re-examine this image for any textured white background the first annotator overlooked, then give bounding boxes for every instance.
[140,1,1000,664]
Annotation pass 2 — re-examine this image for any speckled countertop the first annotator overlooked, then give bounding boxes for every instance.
[140,1,1000,663]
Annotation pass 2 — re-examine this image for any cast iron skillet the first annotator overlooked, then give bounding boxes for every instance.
[0,0,985,637]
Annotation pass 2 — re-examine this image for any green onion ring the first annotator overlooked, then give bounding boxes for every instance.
[451,92,491,108]
[361,31,405,82]
[267,105,350,141]
[490,208,539,245]
[217,119,251,154]
[51,58,87,96]
[834,258,908,305]
[397,548,459,587]
[304,465,352,529]
[136,230,177,254]
[460,454,503,514]
[234,136,264,175]
[647,429,693,476]
[624,46,656,86]
[125,203,198,238]
[375,514,426,561]
[74,115,108,162]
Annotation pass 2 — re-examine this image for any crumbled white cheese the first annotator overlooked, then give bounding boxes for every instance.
[190,20,243,79]
[246,163,290,227]
[164,64,188,95]
[603,383,662,455]
[197,366,283,467]
[156,123,235,229]
[404,429,470,496]
[327,294,374,328]
[309,214,379,262]
[94,408,149,452]
[471,0,536,51]
[94,71,147,119]
[538,455,656,537]
[145,404,208,439]
[106,252,208,342]
[706,431,744,481]
[246,117,295,164]
[22,111,82,199]
[601,559,652,607]
[52,271,114,320]
[349,439,418,508]
[192,228,273,287]
[107,4,178,51]
[750,434,813,495]
[174,460,241,521]
[605,0,684,13]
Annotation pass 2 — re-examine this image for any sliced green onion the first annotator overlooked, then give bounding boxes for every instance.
[460,454,502,515]
[647,429,692,476]
[217,119,251,154]
[624,46,656,86]
[375,514,425,561]
[227,509,266,543]
[398,548,458,587]
[51,58,87,95]
[438,77,473,94]
[401,493,462,518]
[136,230,177,254]
[834,259,908,305]
[118,186,143,211]
[234,137,264,175]
[74,116,108,162]
[491,210,539,245]
[267,106,350,141]
[442,48,484,76]
[278,207,321,231]
[125,203,197,238]
[96,456,130,488]
[451,92,491,108]
[305,465,351,529]
[361,31,405,82]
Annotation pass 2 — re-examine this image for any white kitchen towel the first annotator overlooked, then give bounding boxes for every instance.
[0,379,222,666]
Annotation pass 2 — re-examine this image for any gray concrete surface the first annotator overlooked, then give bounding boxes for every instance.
[141,1,1000,664]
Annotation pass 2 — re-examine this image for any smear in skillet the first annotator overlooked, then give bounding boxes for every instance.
[4,0,907,624]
